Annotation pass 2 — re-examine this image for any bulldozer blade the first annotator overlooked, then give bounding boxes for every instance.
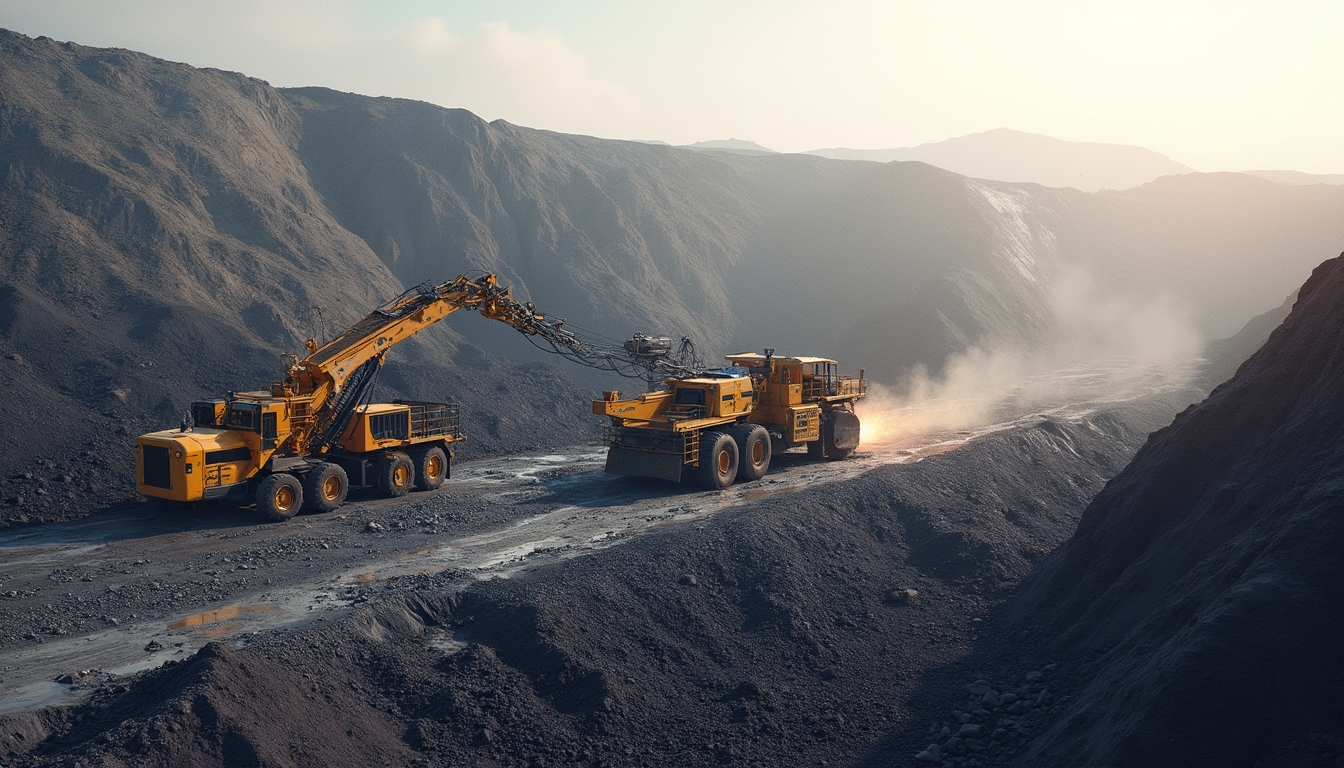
[605,446,684,483]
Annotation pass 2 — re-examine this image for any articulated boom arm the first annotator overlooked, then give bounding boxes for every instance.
[287,274,570,395]
[274,273,581,455]
[286,273,583,404]
[272,271,703,457]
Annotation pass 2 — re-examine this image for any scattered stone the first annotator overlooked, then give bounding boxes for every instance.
[678,574,697,586]
[981,690,1001,708]
[958,724,983,737]
[366,521,384,532]
[144,640,162,652]
[915,744,942,763]
[1025,670,1043,682]
[887,587,919,604]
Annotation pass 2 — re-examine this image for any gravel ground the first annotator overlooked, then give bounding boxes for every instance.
[0,389,1192,766]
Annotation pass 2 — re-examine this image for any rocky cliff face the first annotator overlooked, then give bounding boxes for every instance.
[1,28,1341,524]
[1005,254,1344,766]
[0,31,599,520]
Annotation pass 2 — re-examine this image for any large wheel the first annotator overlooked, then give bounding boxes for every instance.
[695,431,739,490]
[378,451,414,497]
[302,462,348,513]
[410,445,448,491]
[256,473,303,522]
[729,423,771,482]
[823,408,862,460]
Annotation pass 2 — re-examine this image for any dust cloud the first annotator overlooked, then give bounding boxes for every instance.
[859,267,1204,448]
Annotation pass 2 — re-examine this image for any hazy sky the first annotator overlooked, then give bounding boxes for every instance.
[1,1,1340,172]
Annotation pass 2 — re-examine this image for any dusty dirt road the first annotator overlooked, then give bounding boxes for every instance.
[0,365,1187,718]
[0,437,991,713]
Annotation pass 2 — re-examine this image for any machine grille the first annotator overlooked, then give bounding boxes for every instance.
[142,445,171,489]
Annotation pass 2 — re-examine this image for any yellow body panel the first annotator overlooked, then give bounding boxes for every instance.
[593,390,673,421]
[339,403,411,453]
[593,377,755,431]
[137,428,256,502]
[747,403,821,442]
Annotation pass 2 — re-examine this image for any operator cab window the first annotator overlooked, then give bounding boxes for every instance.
[675,389,706,406]
[225,403,260,431]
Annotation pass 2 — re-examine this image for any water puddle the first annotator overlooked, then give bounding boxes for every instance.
[167,603,279,629]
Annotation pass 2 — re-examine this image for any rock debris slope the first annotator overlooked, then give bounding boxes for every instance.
[3,395,1188,767]
[1004,253,1344,767]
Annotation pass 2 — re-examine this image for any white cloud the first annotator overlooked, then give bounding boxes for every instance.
[406,17,457,53]
[367,19,642,133]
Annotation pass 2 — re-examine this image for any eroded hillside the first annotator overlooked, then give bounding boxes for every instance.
[1,27,1341,529]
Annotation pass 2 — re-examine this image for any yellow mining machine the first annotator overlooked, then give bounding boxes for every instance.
[594,348,866,489]
[136,274,600,521]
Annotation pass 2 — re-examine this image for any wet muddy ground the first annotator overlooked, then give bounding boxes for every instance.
[0,421,1000,717]
[0,375,1199,767]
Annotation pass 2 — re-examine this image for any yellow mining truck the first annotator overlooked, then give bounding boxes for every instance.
[593,350,866,489]
[137,274,581,521]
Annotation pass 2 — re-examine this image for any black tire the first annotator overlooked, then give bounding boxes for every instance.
[410,445,449,491]
[806,437,825,460]
[378,451,413,497]
[823,408,862,460]
[695,431,738,490]
[256,473,303,522]
[729,423,771,482]
[302,462,348,513]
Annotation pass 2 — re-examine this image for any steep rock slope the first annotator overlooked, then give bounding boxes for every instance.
[0,31,597,523]
[729,162,1067,376]
[1005,254,1344,766]
[3,29,1342,525]
[284,87,757,354]
[1199,289,1296,388]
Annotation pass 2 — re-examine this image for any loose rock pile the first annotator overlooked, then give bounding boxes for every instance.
[915,664,1063,766]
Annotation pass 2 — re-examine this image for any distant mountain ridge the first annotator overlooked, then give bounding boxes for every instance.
[1240,169,1344,186]
[807,128,1197,191]
[680,138,778,156]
